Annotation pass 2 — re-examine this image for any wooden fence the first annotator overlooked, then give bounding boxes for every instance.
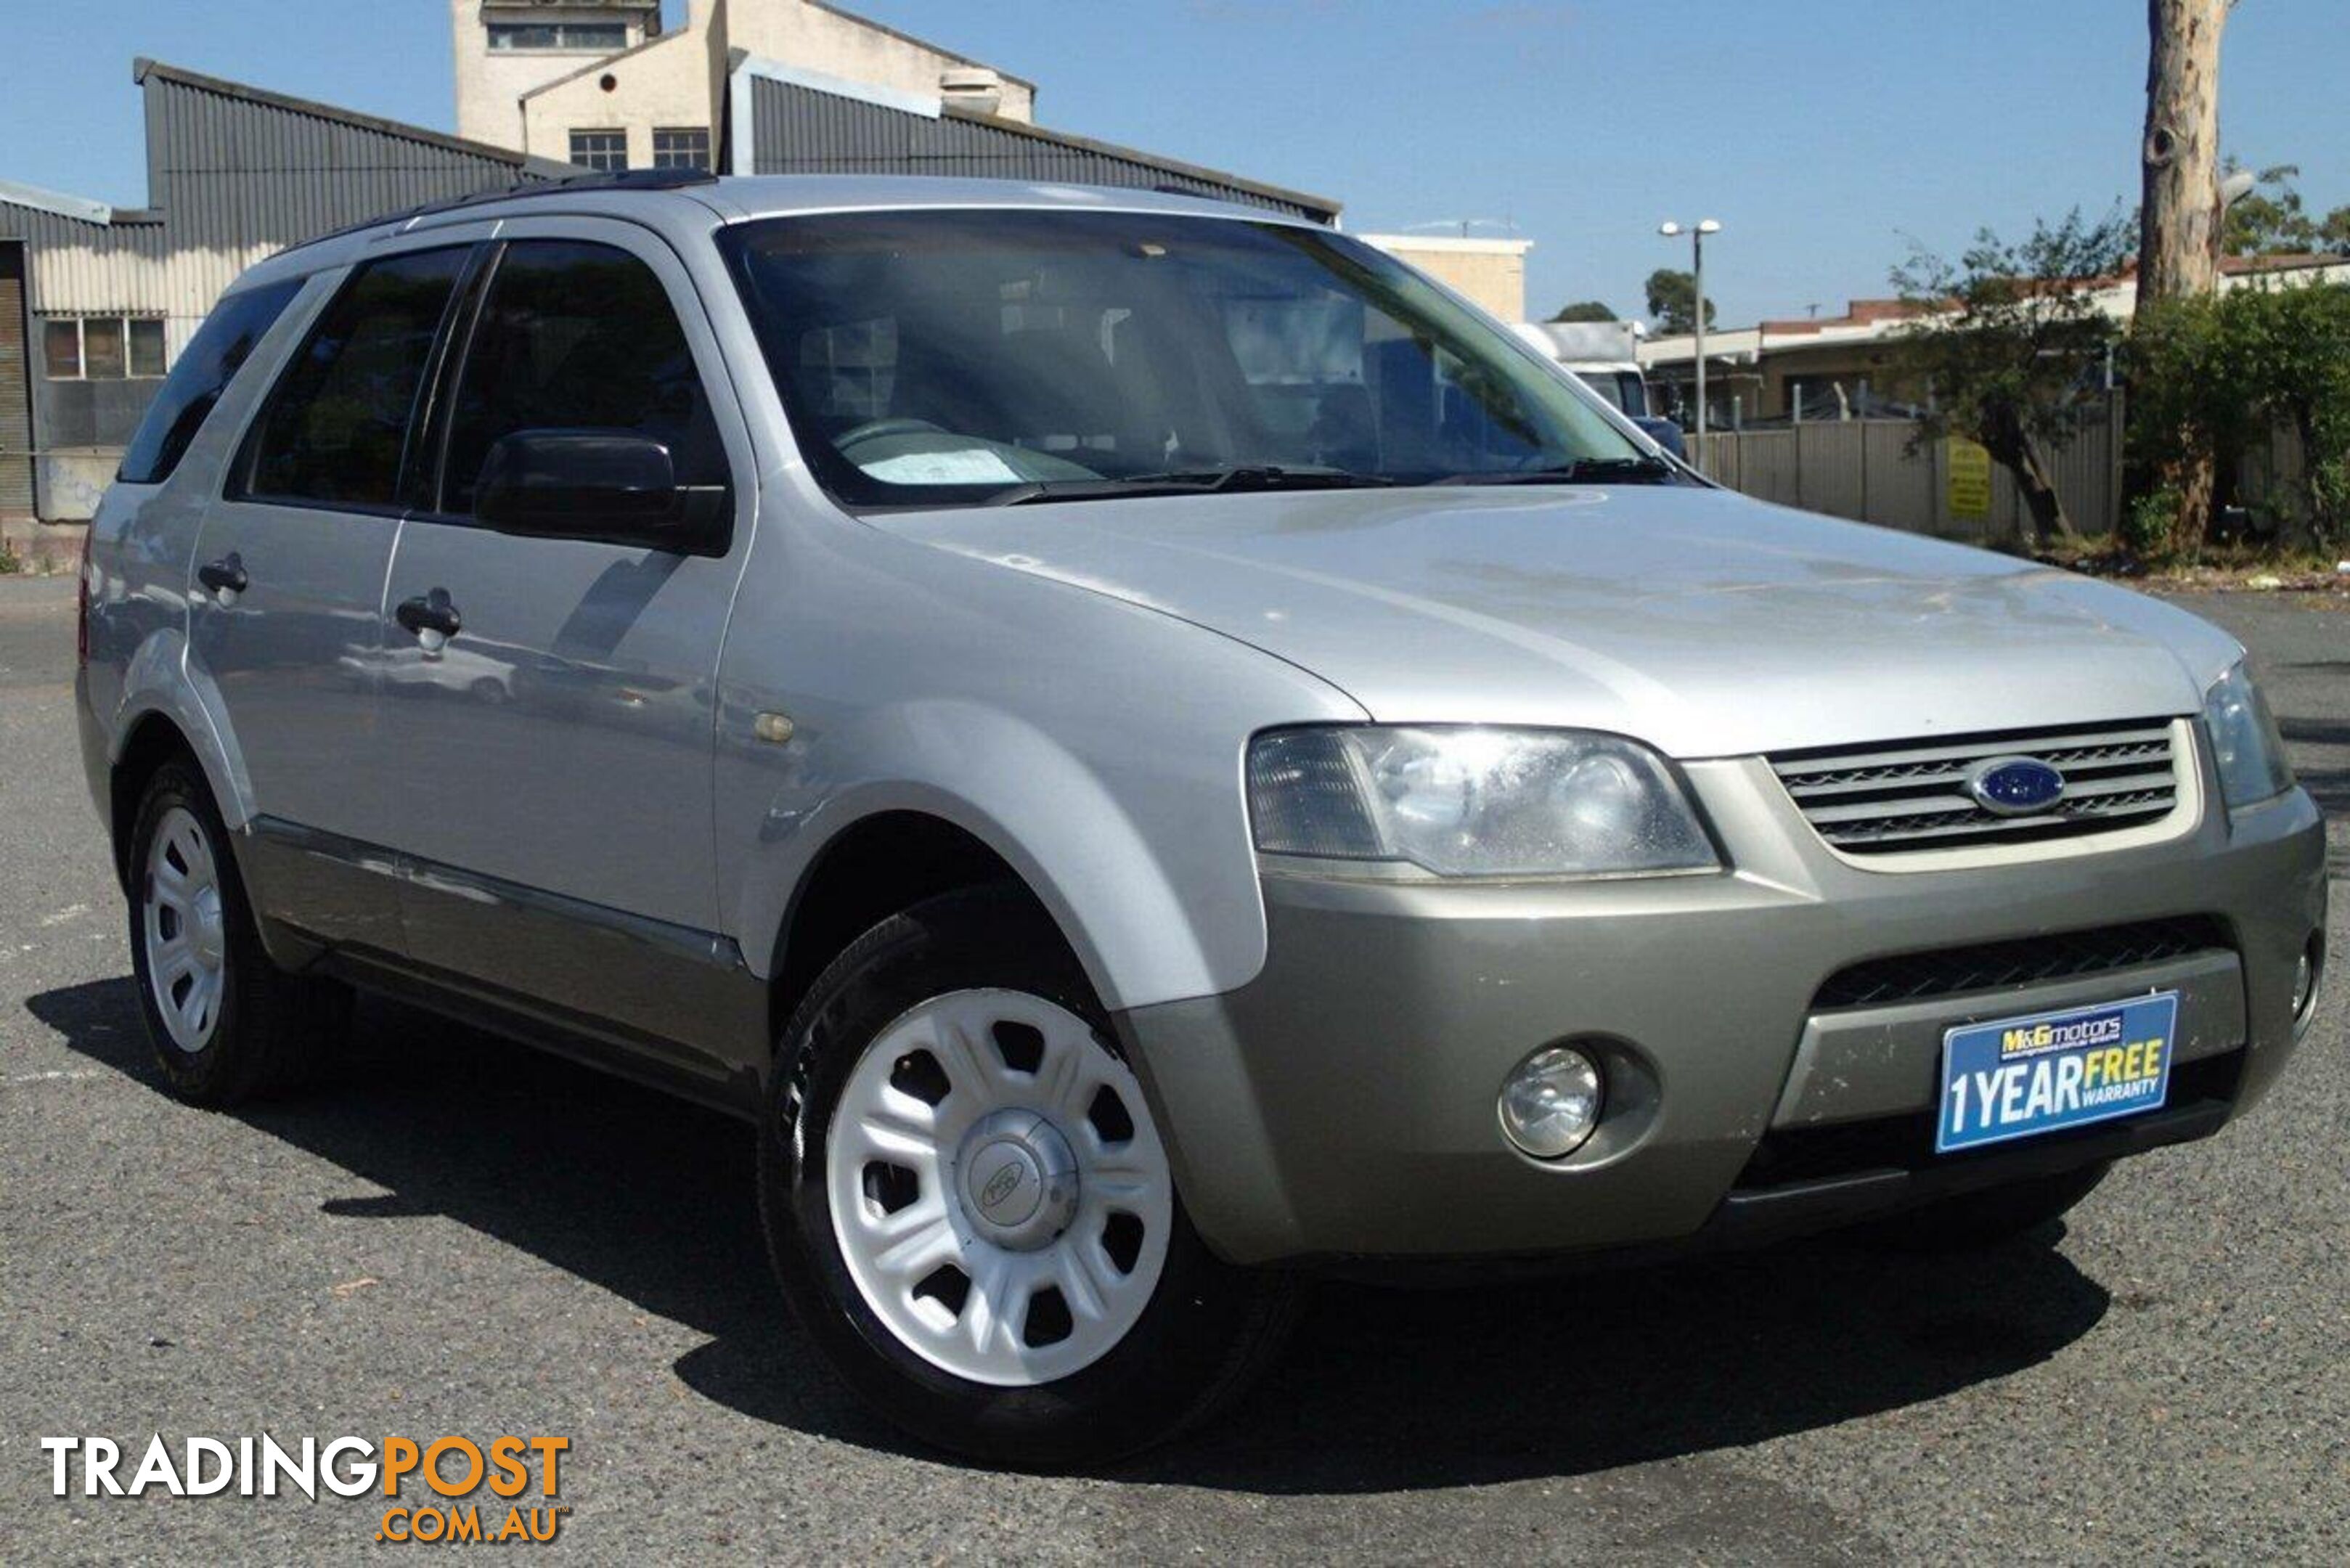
[1692,404,2124,542]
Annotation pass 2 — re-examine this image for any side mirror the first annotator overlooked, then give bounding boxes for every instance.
[1633,416,1687,460]
[473,430,725,553]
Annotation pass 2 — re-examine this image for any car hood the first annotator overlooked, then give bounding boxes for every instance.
[870,486,2240,758]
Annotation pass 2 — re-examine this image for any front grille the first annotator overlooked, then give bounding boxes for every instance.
[1768,717,2183,854]
[1812,915,2232,1010]
[1734,1048,2244,1191]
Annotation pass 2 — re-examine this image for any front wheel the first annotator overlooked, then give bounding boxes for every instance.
[760,889,1296,1469]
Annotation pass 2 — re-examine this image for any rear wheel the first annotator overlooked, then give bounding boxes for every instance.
[125,759,350,1105]
[1863,1161,2112,1251]
[760,888,1296,1468]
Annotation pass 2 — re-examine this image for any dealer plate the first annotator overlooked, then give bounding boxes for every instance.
[1936,992,2179,1153]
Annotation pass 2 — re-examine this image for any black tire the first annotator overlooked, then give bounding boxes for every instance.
[124,758,351,1106]
[759,886,1298,1469]
[1861,1161,2113,1251]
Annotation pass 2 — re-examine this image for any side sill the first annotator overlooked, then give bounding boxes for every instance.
[319,947,764,1122]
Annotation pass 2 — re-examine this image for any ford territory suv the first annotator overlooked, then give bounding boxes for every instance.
[77,173,2327,1466]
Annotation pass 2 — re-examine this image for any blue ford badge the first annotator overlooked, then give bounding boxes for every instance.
[1968,756,2065,815]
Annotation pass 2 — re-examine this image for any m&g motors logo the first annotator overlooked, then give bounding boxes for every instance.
[41,1434,571,1545]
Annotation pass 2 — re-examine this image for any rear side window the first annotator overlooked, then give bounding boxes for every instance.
[438,239,726,517]
[237,248,470,508]
[117,279,301,485]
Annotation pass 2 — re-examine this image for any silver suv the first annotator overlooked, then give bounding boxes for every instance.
[78,174,2327,1466]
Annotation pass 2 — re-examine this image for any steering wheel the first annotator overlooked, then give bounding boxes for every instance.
[836,417,947,449]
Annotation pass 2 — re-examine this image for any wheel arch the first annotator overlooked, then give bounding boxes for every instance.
[762,806,1085,1053]
[109,709,201,889]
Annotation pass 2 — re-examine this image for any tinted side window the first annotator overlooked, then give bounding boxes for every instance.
[239,248,469,507]
[117,279,303,485]
[440,240,725,516]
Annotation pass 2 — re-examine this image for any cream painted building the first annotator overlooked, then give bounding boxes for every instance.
[1357,234,1533,322]
[451,0,1036,172]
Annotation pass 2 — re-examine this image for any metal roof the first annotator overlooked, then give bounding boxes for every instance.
[733,56,1339,224]
[131,59,569,173]
[0,177,116,226]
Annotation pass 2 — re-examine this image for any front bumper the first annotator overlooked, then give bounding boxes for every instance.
[1116,752,2327,1267]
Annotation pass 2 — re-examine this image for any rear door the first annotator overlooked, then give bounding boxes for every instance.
[372,219,756,1078]
[187,240,481,952]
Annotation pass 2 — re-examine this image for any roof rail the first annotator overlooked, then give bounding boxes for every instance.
[285,167,722,256]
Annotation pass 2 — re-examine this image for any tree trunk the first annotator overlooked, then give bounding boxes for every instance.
[2289,402,2334,547]
[2138,0,2230,546]
[1982,424,2074,548]
[2015,441,2076,545]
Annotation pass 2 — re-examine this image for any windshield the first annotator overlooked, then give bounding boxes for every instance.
[719,208,1655,508]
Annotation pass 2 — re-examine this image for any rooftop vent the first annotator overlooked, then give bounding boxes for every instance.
[939,68,1005,118]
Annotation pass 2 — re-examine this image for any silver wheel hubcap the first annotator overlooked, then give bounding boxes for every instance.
[142,805,227,1053]
[826,989,1173,1387]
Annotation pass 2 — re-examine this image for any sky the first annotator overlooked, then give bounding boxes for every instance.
[4,1,2346,327]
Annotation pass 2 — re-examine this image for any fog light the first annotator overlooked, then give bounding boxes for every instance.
[1498,1045,1604,1159]
[2293,937,2321,1034]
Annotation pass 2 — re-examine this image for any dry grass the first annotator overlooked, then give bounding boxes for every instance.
[2032,538,2350,595]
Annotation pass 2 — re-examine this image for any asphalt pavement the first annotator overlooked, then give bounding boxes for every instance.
[1,570,2345,1563]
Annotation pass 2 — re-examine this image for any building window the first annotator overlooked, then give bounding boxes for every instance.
[42,320,81,379]
[487,23,628,52]
[41,316,168,380]
[569,129,629,173]
[651,127,711,171]
[130,319,167,377]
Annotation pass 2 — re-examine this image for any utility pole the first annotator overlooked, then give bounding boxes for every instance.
[2137,0,2232,544]
[1659,219,1721,470]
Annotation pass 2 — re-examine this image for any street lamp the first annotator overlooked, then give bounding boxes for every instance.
[1658,219,1722,462]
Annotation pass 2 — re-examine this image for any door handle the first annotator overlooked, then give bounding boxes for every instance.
[196,553,248,596]
[394,589,462,642]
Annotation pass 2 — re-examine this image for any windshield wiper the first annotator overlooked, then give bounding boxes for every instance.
[1428,454,1684,487]
[992,465,1396,506]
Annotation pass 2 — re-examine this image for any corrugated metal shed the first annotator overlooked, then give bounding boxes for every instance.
[2,62,569,330]
[740,65,1339,224]
[0,200,172,323]
[132,61,571,326]
[0,60,575,519]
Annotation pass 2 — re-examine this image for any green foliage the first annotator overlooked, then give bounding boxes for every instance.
[0,538,21,576]
[1889,208,2134,540]
[2219,159,2350,258]
[2123,487,2182,557]
[1549,300,1619,323]
[1642,269,1713,335]
[2128,281,2350,549]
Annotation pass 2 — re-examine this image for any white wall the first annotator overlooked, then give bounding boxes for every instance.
[521,27,715,167]
[726,0,1034,122]
[452,0,659,150]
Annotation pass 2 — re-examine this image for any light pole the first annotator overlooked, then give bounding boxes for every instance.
[1658,219,1722,462]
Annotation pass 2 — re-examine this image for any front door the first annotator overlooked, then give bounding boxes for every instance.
[372,221,754,1078]
[187,241,478,952]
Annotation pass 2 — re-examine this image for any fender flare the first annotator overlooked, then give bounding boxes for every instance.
[730,703,1260,1016]
[113,626,250,830]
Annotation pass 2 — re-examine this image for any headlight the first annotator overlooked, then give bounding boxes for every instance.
[1247,726,1718,878]
[2203,661,2293,809]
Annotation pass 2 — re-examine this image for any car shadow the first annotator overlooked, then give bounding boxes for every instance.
[28,975,2113,1491]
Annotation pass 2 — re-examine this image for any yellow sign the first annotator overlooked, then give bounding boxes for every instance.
[1946,438,1992,519]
